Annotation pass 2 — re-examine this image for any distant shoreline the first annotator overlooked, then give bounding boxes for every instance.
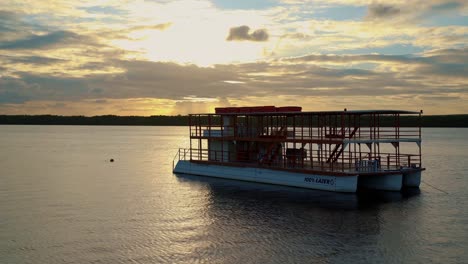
[0,115,467,127]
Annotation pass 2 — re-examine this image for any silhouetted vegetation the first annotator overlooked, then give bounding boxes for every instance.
[0,114,466,127]
[0,115,188,126]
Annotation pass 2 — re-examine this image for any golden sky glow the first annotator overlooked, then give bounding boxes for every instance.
[0,0,467,115]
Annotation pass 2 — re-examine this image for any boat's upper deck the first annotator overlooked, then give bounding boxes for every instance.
[184,106,423,174]
[194,109,421,116]
[189,107,422,143]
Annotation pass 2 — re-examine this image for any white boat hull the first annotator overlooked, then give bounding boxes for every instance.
[174,160,358,193]
[358,173,403,191]
[402,170,421,188]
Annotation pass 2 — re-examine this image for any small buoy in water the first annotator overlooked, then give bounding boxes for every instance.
[110,158,114,162]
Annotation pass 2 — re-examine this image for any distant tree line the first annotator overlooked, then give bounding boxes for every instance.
[0,115,188,126]
[0,114,467,127]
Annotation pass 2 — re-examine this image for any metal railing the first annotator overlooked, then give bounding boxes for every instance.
[172,148,421,173]
[172,148,189,170]
[190,126,421,142]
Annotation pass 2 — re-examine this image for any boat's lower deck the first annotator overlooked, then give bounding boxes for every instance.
[189,158,420,176]
[174,160,422,193]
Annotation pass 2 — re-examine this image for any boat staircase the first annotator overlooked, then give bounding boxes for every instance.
[326,127,358,163]
[259,126,286,165]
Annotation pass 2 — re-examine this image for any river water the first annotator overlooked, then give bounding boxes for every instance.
[0,126,467,263]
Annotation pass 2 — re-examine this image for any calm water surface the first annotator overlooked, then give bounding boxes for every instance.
[0,126,467,263]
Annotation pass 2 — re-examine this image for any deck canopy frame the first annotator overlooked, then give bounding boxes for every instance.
[186,109,422,175]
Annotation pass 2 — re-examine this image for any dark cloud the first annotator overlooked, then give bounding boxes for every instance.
[366,4,401,19]
[217,48,467,97]
[0,60,245,104]
[366,1,467,22]
[430,1,462,11]
[0,78,33,104]
[0,31,100,50]
[0,73,89,104]
[0,10,47,42]
[424,48,468,63]
[1,48,466,105]
[284,54,424,64]
[0,10,22,33]
[283,48,468,75]
[419,95,461,101]
[0,11,64,51]
[93,60,246,99]
[0,91,30,104]
[0,55,66,65]
[417,63,467,78]
[0,10,17,20]
[226,25,269,42]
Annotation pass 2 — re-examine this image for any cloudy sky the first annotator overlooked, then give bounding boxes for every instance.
[1,0,467,115]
